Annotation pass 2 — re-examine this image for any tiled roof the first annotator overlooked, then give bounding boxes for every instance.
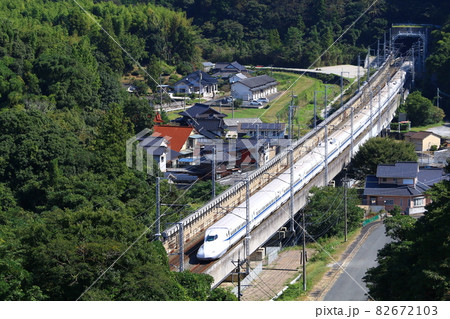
[240,122,285,131]
[152,125,193,153]
[417,167,449,186]
[236,75,277,89]
[223,118,262,127]
[376,162,419,179]
[138,136,168,156]
[364,167,448,197]
[174,70,217,86]
[363,175,427,197]
[178,103,225,119]
[214,61,247,72]
[404,131,440,140]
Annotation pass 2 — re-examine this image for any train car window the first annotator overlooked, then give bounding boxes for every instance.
[206,234,218,242]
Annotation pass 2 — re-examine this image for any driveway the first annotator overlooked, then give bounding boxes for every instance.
[426,122,450,139]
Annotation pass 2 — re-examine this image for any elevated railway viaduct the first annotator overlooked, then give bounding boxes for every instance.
[162,54,407,285]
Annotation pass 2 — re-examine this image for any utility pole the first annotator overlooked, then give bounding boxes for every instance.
[377,39,380,67]
[212,147,216,199]
[383,32,386,63]
[302,206,306,291]
[341,71,350,109]
[378,86,382,134]
[412,47,415,87]
[314,91,318,129]
[367,45,371,83]
[232,254,244,300]
[357,54,361,91]
[198,70,202,102]
[350,106,354,158]
[324,125,328,186]
[156,177,161,241]
[343,175,348,242]
[237,256,242,300]
[340,73,344,109]
[179,223,184,272]
[370,91,373,138]
[289,148,295,233]
[245,178,251,274]
[232,101,235,118]
[256,124,260,169]
[324,85,332,120]
[389,28,392,54]
[437,88,440,108]
[168,222,185,272]
[289,92,296,140]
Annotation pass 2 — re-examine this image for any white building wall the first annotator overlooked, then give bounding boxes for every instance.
[231,83,278,101]
[232,83,253,101]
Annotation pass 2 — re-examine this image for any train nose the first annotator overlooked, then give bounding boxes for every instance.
[197,244,219,260]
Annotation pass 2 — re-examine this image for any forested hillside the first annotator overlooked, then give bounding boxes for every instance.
[150,0,450,67]
[0,0,232,301]
[0,0,449,301]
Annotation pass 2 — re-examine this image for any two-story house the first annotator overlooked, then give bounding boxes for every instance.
[173,103,227,139]
[363,161,448,214]
[172,71,218,98]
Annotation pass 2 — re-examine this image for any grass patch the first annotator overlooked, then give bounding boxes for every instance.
[408,121,445,132]
[275,228,362,301]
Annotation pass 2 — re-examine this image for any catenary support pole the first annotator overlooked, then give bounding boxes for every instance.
[212,146,216,199]
[290,148,295,233]
[156,177,161,241]
[245,178,250,274]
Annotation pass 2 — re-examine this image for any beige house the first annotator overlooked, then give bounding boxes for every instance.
[404,131,441,151]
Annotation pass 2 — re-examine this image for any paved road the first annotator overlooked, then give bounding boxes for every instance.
[426,122,450,139]
[323,223,392,301]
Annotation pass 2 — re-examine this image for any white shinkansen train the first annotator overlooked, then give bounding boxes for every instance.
[197,68,406,260]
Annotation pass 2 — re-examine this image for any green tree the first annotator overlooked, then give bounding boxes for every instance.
[402,91,445,127]
[305,186,364,239]
[350,137,418,180]
[384,206,416,241]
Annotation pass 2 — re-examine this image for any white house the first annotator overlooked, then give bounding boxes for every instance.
[173,70,219,98]
[231,75,278,101]
[139,136,169,173]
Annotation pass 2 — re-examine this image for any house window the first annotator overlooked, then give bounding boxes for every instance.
[413,197,424,207]
[403,178,414,185]
[384,199,394,205]
[382,178,387,182]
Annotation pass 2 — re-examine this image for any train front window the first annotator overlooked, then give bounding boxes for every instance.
[206,234,218,242]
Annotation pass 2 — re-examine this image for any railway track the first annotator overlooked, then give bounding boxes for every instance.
[162,55,400,264]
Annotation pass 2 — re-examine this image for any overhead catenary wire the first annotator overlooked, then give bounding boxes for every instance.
[72,0,388,301]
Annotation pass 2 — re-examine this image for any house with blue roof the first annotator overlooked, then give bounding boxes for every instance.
[172,70,218,98]
[363,161,448,214]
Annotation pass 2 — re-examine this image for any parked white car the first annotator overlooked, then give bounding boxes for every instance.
[250,100,263,106]
[257,97,269,103]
